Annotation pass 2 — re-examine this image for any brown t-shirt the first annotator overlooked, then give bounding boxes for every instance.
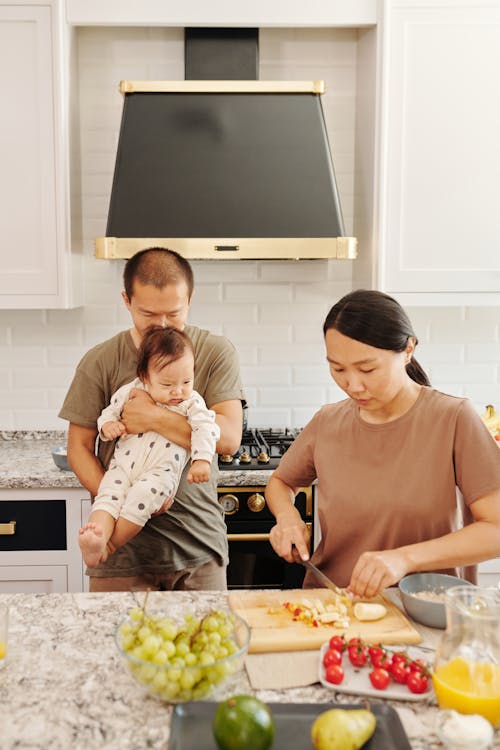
[59,325,246,576]
[276,387,500,588]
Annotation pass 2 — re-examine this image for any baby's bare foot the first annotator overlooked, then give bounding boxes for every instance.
[79,522,106,567]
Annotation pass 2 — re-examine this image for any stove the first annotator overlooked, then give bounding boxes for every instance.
[218,427,301,471]
[217,426,311,590]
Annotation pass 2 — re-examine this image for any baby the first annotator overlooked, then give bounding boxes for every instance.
[78,326,220,567]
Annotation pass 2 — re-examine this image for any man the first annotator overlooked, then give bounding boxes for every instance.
[59,247,245,591]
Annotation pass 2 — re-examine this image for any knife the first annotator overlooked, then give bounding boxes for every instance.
[300,559,345,597]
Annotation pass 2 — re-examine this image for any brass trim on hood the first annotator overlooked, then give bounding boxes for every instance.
[119,80,326,95]
[94,237,357,261]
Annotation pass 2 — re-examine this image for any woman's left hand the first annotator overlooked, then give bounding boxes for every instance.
[348,549,411,598]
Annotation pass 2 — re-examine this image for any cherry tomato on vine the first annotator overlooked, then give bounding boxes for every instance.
[348,644,369,668]
[325,664,345,685]
[323,648,343,668]
[329,635,346,652]
[406,671,429,694]
[409,658,427,673]
[369,667,390,690]
[391,661,411,684]
[347,637,363,648]
[369,646,390,669]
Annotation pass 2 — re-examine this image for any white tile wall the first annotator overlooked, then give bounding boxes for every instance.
[0,27,499,429]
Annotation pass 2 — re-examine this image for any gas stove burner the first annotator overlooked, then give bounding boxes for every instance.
[218,426,301,471]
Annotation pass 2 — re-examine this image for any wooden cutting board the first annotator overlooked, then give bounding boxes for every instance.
[229,589,422,653]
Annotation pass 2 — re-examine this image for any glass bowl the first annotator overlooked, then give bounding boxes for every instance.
[115,607,250,703]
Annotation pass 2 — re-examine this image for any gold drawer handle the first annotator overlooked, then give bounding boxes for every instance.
[0,520,16,535]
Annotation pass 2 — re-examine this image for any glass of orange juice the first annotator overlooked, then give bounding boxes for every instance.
[0,603,8,666]
[433,586,500,727]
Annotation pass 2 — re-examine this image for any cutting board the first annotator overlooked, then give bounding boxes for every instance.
[229,588,422,653]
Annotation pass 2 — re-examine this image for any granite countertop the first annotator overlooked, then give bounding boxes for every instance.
[3,590,498,750]
[0,432,271,489]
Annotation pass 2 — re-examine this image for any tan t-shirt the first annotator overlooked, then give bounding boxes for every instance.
[276,387,500,588]
[59,325,246,576]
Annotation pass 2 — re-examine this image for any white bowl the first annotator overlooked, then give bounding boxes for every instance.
[398,573,474,629]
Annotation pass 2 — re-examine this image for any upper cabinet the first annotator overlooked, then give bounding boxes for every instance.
[364,0,500,304]
[0,1,81,309]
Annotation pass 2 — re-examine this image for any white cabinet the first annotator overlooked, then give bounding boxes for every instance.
[478,559,500,590]
[0,488,89,593]
[370,0,500,304]
[0,1,81,309]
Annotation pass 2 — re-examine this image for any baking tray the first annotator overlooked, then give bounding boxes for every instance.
[169,701,411,749]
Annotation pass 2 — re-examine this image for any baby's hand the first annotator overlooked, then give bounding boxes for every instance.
[187,460,211,484]
[101,420,126,440]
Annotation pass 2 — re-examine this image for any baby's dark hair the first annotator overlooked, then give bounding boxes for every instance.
[136,326,194,381]
[323,289,431,387]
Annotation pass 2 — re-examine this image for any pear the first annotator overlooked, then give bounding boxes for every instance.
[311,708,376,750]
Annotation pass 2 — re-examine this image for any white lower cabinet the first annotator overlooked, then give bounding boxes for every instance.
[478,559,500,589]
[0,488,90,593]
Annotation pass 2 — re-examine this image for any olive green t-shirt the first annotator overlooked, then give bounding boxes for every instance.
[276,387,500,588]
[59,325,246,576]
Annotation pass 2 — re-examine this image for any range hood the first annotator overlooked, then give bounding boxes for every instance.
[95,29,357,261]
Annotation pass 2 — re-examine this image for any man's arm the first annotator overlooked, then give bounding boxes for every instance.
[211,399,243,455]
[121,391,243,455]
[67,423,104,497]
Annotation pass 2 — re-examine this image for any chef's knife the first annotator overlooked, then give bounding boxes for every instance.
[300,559,345,597]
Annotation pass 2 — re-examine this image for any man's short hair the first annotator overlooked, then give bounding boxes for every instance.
[123,247,194,299]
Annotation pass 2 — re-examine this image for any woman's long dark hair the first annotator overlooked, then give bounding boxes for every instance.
[323,290,431,386]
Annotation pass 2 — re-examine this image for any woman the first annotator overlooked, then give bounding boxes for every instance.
[266,290,500,598]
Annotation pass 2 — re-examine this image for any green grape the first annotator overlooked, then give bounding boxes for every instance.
[184,652,197,666]
[201,615,218,632]
[166,667,182,682]
[129,607,144,622]
[137,625,152,642]
[142,634,161,656]
[151,650,169,665]
[179,670,197,690]
[175,641,190,658]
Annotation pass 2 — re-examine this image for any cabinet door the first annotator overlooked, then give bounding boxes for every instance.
[381,2,500,294]
[0,565,68,593]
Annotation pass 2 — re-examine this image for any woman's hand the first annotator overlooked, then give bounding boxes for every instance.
[348,548,411,598]
[269,510,311,563]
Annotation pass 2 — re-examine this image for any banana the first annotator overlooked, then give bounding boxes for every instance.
[481,404,500,436]
[353,602,387,621]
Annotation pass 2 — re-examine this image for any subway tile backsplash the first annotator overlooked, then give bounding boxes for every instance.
[0,27,498,429]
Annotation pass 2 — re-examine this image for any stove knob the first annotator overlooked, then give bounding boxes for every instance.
[219,494,239,515]
[257,451,270,464]
[239,451,251,464]
[220,454,234,464]
[248,493,265,512]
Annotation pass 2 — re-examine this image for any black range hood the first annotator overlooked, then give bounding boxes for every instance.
[95,28,357,261]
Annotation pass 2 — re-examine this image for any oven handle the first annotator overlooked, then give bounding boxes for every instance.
[227,522,312,543]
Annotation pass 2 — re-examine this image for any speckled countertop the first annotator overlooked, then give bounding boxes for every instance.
[0,432,271,489]
[3,590,497,750]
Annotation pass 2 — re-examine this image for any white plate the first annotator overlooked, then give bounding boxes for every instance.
[318,641,435,702]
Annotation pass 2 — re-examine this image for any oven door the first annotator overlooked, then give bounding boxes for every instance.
[219,485,314,590]
[226,522,312,590]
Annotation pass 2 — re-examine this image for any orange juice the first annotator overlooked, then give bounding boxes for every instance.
[433,657,500,727]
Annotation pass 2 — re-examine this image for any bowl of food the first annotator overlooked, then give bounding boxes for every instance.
[115,606,250,703]
[398,573,475,629]
[51,446,71,471]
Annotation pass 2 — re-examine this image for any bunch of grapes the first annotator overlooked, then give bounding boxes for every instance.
[116,607,247,702]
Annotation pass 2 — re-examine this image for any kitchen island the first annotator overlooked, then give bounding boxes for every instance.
[2,590,498,750]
